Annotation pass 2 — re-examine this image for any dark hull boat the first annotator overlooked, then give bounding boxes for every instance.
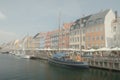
[48,52,89,69]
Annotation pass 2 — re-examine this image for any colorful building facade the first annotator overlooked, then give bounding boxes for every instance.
[24,9,119,50]
[51,30,59,49]
[85,9,115,49]
[45,31,52,48]
[59,23,72,49]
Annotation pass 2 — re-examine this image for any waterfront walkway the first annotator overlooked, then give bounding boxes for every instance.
[1,48,120,71]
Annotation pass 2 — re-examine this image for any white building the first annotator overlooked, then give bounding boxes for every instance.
[112,17,120,47]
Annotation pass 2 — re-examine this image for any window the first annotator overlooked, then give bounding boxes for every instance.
[92,44,94,47]
[83,19,86,22]
[114,35,116,41]
[95,18,103,24]
[70,38,72,42]
[113,26,116,32]
[83,29,85,33]
[77,30,80,35]
[70,26,74,30]
[75,37,77,42]
[95,44,98,48]
[96,27,98,32]
[77,30,79,34]
[89,28,91,32]
[96,36,99,40]
[80,23,84,27]
[88,20,94,25]
[101,36,104,40]
[92,37,95,41]
[91,27,93,32]
[74,31,76,35]
[100,27,103,31]
[87,29,89,33]
[76,24,80,29]
[77,37,79,42]
[101,44,104,47]
[88,44,91,47]
[83,36,85,41]
[88,36,90,41]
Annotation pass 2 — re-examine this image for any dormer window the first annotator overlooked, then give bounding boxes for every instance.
[76,24,80,29]
[83,19,86,22]
[80,23,84,27]
[88,20,94,25]
[95,18,103,24]
[70,26,74,30]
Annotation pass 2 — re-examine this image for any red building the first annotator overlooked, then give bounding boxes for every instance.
[59,23,73,49]
[45,31,52,49]
[45,23,73,49]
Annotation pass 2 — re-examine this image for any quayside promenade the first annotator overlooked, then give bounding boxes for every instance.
[1,48,120,71]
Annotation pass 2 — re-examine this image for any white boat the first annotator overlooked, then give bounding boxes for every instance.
[14,50,30,59]
[20,54,31,59]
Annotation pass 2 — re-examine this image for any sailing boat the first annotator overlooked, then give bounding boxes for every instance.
[48,52,89,68]
[48,13,89,68]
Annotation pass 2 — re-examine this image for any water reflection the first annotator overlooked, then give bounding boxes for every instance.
[47,61,120,80]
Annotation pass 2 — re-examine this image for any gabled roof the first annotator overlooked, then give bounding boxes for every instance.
[87,9,111,22]
[33,33,40,39]
[63,22,73,29]
[70,15,91,30]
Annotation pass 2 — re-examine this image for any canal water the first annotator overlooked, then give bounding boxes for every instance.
[0,53,120,80]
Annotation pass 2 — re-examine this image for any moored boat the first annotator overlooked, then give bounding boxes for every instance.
[48,52,89,69]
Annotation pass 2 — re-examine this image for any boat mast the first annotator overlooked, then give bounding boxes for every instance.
[80,18,82,53]
[58,12,61,51]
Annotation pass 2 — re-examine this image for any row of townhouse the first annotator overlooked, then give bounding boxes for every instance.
[32,23,72,49]
[51,29,59,49]
[70,9,120,49]
[4,36,35,50]
[22,9,120,50]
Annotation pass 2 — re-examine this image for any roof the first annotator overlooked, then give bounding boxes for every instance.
[88,9,111,21]
[63,22,73,29]
[86,9,112,27]
[70,15,91,30]
[33,33,40,39]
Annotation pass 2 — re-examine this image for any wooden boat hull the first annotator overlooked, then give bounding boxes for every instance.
[48,58,89,69]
